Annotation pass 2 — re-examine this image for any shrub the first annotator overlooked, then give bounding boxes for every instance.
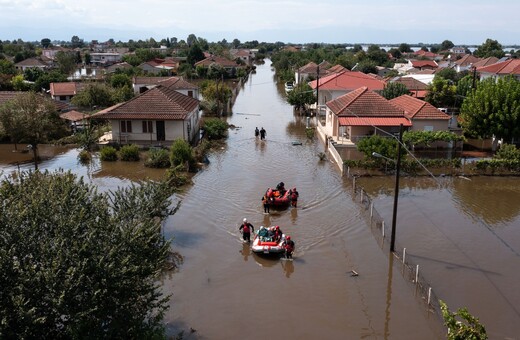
[78,150,92,164]
[202,118,228,140]
[145,148,171,168]
[100,146,118,161]
[119,144,140,161]
[495,143,520,160]
[170,139,194,169]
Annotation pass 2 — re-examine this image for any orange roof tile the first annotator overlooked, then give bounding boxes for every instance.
[94,85,199,120]
[411,60,438,68]
[338,117,412,126]
[50,82,79,96]
[476,59,520,75]
[327,86,405,118]
[60,110,86,122]
[157,77,198,90]
[310,71,385,91]
[194,56,240,68]
[389,95,450,120]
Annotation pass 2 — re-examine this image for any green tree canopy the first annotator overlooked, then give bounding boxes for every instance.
[440,300,487,340]
[441,40,455,51]
[287,82,316,110]
[71,83,116,109]
[474,38,505,58]
[0,92,67,168]
[0,170,175,338]
[55,51,77,75]
[425,76,457,108]
[187,44,205,66]
[460,76,520,141]
[40,38,51,48]
[380,82,410,100]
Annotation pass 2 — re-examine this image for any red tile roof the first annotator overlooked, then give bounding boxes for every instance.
[310,71,385,91]
[297,62,328,76]
[195,56,240,68]
[50,82,80,96]
[476,58,520,75]
[411,60,438,69]
[60,110,86,122]
[157,77,198,90]
[414,50,439,59]
[327,86,406,118]
[389,95,450,120]
[392,77,429,91]
[472,56,499,68]
[133,76,172,85]
[338,117,412,126]
[326,64,348,74]
[94,85,199,120]
[454,54,480,67]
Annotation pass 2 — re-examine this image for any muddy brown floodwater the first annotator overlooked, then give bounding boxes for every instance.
[2,60,518,339]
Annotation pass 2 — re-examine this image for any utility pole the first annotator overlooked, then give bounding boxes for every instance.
[390,124,403,252]
[316,64,320,115]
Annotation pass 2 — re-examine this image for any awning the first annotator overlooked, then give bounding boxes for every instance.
[338,117,412,127]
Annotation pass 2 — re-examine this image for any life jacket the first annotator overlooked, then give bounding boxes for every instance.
[291,191,298,200]
[285,240,295,252]
[242,224,250,233]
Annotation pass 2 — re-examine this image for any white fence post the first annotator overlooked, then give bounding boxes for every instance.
[382,220,385,238]
[415,265,419,284]
[427,287,432,305]
[370,202,373,218]
[403,248,406,264]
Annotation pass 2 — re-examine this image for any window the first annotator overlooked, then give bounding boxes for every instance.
[187,90,193,98]
[423,126,433,132]
[121,120,132,133]
[60,95,66,101]
[142,120,153,133]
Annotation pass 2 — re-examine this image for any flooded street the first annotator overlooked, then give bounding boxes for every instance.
[358,176,520,339]
[160,62,443,339]
[2,60,519,339]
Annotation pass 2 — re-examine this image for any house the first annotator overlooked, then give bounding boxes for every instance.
[450,47,466,55]
[413,50,442,60]
[0,91,69,112]
[323,86,411,145]
[476,58,520,81]
[138,60,169,75]
[59,110,87,132]
[194,56,243,77]
[409,60,438,71]
[49,82,84,102]
[453,54,481,72]
[93,85,200,145]
[41,47,71,60]
[294,62,329,84]
[389,76,429,99]
[231,49,253,66]
[14,58,50,72]
[389,95,450,133]
[106,62,133,74]
[309,70,386,113]
[132,76,198,98]
[90,52,123,66]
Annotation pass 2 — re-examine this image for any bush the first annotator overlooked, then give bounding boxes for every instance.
[170,139,194,169]
[495,143,520,160]
[202,118,228,140]
[100,146,118,161]
[119,144,140,161]
[145,148,171,168]
[78,150,92,164]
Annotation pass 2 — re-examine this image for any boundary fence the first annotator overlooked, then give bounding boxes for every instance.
[348,169,443,321]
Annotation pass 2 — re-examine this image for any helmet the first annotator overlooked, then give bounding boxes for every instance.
[275,226,279,230]
[243,218,247,222]
[293,187,296,191]
[260,226,265,230]
[286,235,291,240]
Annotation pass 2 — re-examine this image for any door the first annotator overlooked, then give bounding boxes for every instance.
[156,121,165,141]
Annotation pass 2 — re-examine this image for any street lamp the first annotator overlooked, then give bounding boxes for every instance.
[372,124,403,252]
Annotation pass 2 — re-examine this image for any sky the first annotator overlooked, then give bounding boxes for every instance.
[0,0,519,46]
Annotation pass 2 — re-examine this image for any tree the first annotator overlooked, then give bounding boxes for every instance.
[186,33,198,47]
[23,67,44,82]
[441,40,455,51]
[170,138,194,169]
[380,82,410,100]
[55,51,77,75]
[356,135,399,160]
[71,83,115,109]
[398,43,413,53]
[40,38,51,48]
[286,82,316,111]
[474,38,505,58]
[425,76,457,108]
[110,73,132,88]
[440,300,487,340]
[70,35,84,48]
[11,74,30,91]
[0,59,16,74]
[435,68,458,83]
[186,44,205,66]
[0,92,67,168]
[232,38,240,48]
[460,76,520,142]
[0,170,175,338]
